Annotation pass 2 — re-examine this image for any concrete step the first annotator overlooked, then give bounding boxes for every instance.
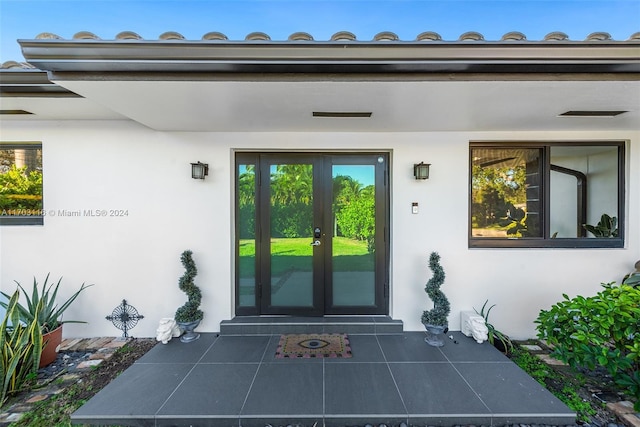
[220,315,403,335]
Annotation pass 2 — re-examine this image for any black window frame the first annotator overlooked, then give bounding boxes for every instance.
[469,140,625,249]
[0,142,44,226]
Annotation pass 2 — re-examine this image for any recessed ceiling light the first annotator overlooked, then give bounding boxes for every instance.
[313,112,372,118]
[0,109,33,115]
[559,110,627,117]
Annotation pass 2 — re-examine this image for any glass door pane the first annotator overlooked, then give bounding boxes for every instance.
[237,163,256,308]
[268,163,315,308]
[331,164,376,307]
[236,152,388,316]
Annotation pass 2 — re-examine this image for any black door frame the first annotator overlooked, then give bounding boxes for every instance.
[259,153,325,316]
[234,152,390,316]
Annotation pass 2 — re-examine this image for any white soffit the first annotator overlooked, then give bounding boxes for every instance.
[52,79,640,132]
[0,96,124,120]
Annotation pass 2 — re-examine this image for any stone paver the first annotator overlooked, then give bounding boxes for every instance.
[536,353,569,366]
[92,337,116,348]
[529,340,638,427]
[58,338,82,351]
[77,359,103,369]
[90,351,113,360]
[25,395,48,404]
[0,336,130,426]
[520,344,543,351]
[607,401,640,427]
[103,338,129,348]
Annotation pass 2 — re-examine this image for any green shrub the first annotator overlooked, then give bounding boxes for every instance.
[0,165,43,211]
[535,283,640,410]
[1,290,44,406]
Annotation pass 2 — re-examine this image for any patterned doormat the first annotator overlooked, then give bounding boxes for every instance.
[275,333,352,358]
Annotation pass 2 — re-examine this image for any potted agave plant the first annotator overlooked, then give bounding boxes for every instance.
[1,290,44,406]
[0,274,93,367]
[474,300,514,354]
[421,252,450,347]
[174,250,204,343]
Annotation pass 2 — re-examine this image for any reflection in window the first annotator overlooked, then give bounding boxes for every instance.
[332,165,376,307]
[0,144,43,225]
[471,148,542,238]
[550,146,618,239]
[470,142,623,248]
[268,163,314,308]
[237,164,256,307]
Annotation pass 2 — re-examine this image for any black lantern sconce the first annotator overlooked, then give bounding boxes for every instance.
[413,162,430,180]
[191,162,209,180]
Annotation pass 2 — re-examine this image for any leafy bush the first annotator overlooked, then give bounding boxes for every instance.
[335,188,375,247]
[1,290,44,406]
[535,283,640,410]
[0,165,43,211]
[174,250,204,323]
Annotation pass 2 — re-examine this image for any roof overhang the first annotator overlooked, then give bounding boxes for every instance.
[2,38,639,131]
[0,69,79,97]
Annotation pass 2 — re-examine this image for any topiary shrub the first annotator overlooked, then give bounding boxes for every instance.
[421,252,450,327]
[174,250,204,323]
[535,283,640,410]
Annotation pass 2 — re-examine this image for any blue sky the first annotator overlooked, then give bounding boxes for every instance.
[1,0,638,62]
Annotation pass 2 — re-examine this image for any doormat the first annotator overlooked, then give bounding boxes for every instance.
[275,333,352,358]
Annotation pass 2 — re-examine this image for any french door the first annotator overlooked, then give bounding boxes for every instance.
[235,153,389,316]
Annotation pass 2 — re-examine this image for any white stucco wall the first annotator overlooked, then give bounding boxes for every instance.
[1,120,638,340]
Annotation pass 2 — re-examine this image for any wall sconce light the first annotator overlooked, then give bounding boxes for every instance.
[191,162,209,180]
[413,162,430,180]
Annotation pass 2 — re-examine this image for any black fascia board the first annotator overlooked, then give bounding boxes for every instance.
[0,69,79,97]
[18,39,640,74]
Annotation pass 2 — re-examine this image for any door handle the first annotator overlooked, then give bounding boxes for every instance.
[310,240,321,246]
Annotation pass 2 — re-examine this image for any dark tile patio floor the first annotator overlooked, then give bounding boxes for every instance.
[71,331,576,427]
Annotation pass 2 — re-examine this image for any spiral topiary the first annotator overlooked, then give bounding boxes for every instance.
[421,252,450,327]
[174,250,204,323]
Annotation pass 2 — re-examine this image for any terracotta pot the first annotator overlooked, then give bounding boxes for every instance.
[39,325,63,368]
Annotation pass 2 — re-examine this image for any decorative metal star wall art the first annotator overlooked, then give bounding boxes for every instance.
[106,299,144,338]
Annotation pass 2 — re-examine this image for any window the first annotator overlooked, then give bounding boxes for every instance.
[236,158,257,312]
[0,143,43,225]
[470,141,624,248]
